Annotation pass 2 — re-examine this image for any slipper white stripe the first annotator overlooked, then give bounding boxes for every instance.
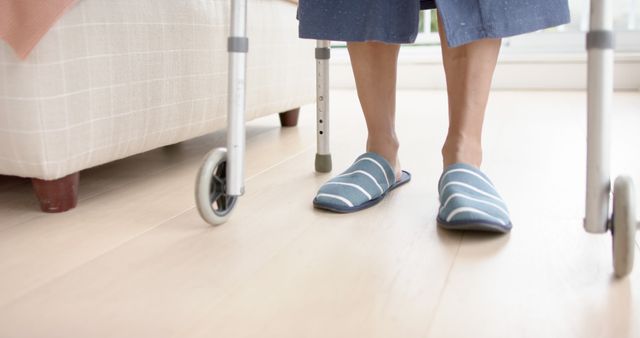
[324,182,372,200]
[446,207,506,226]
[440,193,510,218]
[353,157,391,189]
[316,193,354,207]
[441,181,503,204]
[336,170,384,194]
[440,168,495,190]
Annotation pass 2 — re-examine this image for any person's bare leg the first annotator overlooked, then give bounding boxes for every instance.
[437,13,501,168]
[347,41,402,180]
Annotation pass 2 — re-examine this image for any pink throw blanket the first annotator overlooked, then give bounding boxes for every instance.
[0,0,78,59]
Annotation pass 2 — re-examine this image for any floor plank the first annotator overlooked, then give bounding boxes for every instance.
[0,111,316,307]
[0,90,638,338]
[0,130,460,338]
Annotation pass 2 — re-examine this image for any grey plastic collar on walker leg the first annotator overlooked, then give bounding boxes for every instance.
[315,47,330,60]
[586,31,614,50]
[315,154,332,173]
[228,37,249,53]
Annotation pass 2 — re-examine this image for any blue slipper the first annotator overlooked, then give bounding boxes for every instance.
[437,163,512,233]
[313,152,411,213]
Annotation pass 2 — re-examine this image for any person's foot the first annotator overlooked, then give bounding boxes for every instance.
[313,152,411,213]
[436,163,512,233]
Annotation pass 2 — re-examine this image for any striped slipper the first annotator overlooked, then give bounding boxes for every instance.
[437,163,512,233]
[313,152,411,213]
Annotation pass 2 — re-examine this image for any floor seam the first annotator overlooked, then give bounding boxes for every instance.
[423,231,464,337]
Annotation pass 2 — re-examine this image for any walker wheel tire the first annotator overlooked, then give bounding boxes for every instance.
[611,176,636,278]
[195,147,238,225]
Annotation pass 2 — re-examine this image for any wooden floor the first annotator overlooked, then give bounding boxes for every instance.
[1,90,639,338]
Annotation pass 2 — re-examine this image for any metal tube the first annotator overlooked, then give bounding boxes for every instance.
[316,40,330,155]
[226,0,248,196]
[230,0,247,37]
[315,40,332,173]
[584,0,613,233]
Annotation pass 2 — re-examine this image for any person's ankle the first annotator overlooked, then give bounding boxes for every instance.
[366,137,401,180]
[441,142,482,168]
[367,136,399,162]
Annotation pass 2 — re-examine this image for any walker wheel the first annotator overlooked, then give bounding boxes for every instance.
[611,176,636,278]
[195,148,238,225]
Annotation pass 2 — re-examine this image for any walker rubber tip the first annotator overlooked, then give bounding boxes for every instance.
[315,154,332,173]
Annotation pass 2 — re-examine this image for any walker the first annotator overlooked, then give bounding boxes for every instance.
[195,0,638,278]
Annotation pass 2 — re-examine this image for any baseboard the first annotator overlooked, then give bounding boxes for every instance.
[329,47,640,91]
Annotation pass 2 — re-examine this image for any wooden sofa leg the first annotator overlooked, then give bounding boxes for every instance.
[31,172,80,213]
[278,108,300,127]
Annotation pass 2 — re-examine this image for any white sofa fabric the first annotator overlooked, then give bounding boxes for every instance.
[0,0,314,180]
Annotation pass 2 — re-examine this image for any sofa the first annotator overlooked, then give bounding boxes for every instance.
[0,0,315,212]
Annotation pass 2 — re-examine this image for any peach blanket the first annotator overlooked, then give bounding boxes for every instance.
[0,0,299,60]
[0,0,78,59]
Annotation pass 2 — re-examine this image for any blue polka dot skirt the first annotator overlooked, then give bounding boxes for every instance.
[297,0,570,47]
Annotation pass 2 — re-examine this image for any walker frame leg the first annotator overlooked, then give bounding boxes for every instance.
[584,0,615,234]
[194,0,248,225]
[315,40,332,173]
[226,0,249,196]
[585,0,638,277]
